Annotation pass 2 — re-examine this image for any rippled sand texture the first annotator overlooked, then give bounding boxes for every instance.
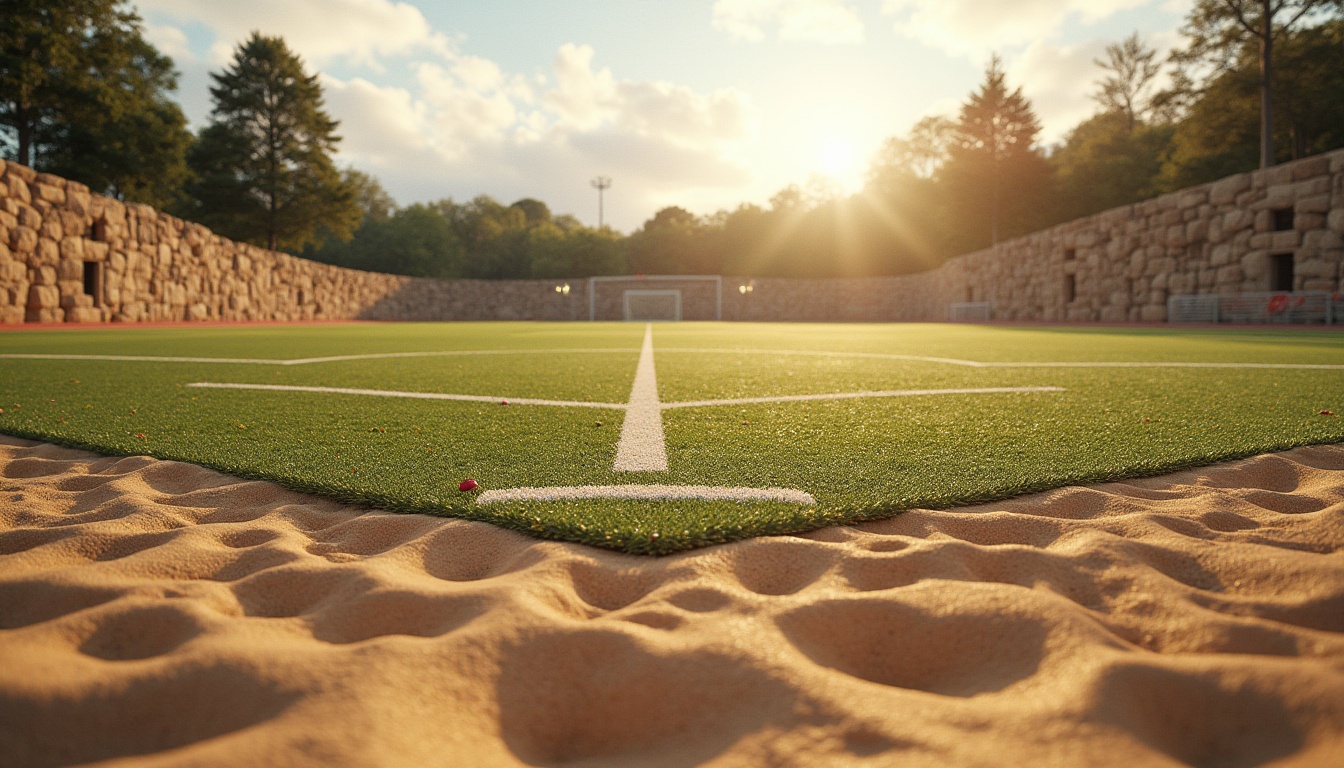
[2,435,1343,767]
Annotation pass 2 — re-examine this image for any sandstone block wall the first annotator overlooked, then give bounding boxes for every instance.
[2,149,1341,326]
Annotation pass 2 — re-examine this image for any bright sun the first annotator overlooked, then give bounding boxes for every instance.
[818,138,856,177]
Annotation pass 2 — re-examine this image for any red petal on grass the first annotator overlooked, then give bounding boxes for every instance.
[459,479,479,492]
[1321,410,1337,416]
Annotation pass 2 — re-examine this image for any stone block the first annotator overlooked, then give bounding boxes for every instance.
[1210,174,1252,205]
[33,238,59,266]
[57,259,82,281]
[15,202,41,230]
[187,303,210,321]
[1140,304,1167,322]
[59,236,84,261]
[32,183,65,205]
[1327,208,1344,233]
[4,174,31,203]
[27,284,59,309]
[39,216,63,242]
[1296,194,1332,215]
[28,307,65,323]
[1295,213,1326,232]
[64,306,102,323]
[83,241,108,262]
[1303,230,1342,249]
[1216,265,1244,284]
[0,306,24,324]
[1271,230,1300,249]
[1254,209,1275,233]
[1185,219,1208,243]
[1291,155,1330,181]
[60,291,93,310]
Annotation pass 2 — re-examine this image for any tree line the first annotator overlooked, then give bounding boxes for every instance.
[4,0,1342,281]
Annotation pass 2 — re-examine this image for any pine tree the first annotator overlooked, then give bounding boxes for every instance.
[942,55,1053,252]
[183,33,358,252]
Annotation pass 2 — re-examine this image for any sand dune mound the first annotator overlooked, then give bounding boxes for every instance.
[2,434,1342,767]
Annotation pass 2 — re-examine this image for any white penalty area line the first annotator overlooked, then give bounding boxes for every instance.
[476,484,816,505]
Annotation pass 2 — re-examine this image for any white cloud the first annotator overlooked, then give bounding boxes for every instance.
[137,0,448,66]
[713,0,865,45]
[1010,39,1112,145]
[313,43,755,230]
[143,24,193,62]
[880,0,1148,59]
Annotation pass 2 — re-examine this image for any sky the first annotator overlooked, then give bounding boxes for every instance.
[136,0,1191,232]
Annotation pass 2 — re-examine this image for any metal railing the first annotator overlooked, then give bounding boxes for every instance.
[1167,291,1340,324]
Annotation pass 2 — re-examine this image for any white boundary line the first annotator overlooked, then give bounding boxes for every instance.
[477,484,815,504]
[184,382,624,409]
[7,349,1342,370]
[613,325,668,471]
[663,386,1066,409]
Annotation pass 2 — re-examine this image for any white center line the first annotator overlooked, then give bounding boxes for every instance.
[613,324,668,472]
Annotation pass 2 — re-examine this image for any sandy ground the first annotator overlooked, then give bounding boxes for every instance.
[1,435,1342,767]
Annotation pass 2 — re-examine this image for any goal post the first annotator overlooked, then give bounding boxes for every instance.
[588,275,722,321]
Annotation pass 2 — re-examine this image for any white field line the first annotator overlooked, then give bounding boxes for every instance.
[5,349,1342,370]
[477,484,815,504]
[184,382,624,409]
[653,348,1344,370]
[0,354,289,364]
[663,386,1065,409]
[613,324,668,472]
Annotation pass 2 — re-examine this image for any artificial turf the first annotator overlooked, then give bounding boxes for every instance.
[1,322,1341,554]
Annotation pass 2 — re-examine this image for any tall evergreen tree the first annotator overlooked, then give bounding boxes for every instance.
[942,55,1052,252]
[183,32,358,252]
[0,0,191,205]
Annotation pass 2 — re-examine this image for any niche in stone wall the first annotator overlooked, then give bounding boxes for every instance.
[87,218,107,242]
[1270,253,1295,292]
[1271,208,1295,232]
[82,262,103,306]
[1063,274,1076,304]
[1064,248,1076,261]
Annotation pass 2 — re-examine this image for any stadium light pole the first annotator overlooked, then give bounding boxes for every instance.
[591,176,612,228]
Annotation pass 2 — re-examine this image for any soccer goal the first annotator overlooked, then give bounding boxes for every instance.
[588,275,722,321]
[948,302,992,322]
[623,290,682,321]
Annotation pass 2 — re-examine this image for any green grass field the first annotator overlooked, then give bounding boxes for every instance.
[2,322,1341,554]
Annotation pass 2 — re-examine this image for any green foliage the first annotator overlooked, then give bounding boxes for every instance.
[304,204,466,278]
[1053,112,1174,220]
[1160,17,1344,189]
[182,32,359,253]
[0,0,191,206]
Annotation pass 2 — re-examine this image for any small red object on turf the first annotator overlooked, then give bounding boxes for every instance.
[459,479,479,492]
[1321,410,1336,416]
[501,399,509,406]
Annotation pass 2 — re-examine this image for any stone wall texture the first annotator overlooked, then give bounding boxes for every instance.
[2,149,1342,325]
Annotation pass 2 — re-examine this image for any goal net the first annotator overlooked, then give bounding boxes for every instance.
[623,290,681,321]
[588,275,722,321]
